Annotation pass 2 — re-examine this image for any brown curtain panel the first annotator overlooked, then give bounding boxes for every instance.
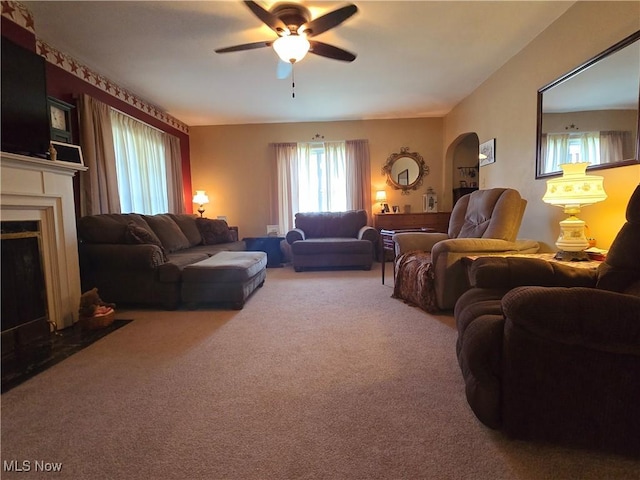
[164,133,185,213]
[346,139,372,223]
[77,94,121,215]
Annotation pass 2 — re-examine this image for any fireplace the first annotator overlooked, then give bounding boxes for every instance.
[1,221,52,373]
[1,152,86,331]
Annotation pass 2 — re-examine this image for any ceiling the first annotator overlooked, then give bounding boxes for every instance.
[22,1,575,127]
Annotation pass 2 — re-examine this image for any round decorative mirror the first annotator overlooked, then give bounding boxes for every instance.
[382,147,429,194]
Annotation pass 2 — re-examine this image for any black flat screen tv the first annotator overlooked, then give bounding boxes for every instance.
[1,37,51,158]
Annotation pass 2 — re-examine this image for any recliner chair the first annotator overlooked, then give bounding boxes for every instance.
[455,184,640,456]
[392,188,539,311]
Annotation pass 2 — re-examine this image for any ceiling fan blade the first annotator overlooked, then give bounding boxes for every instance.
[309,40,356,62]
[277,60,292,79]
[215,41,272,54]
[244,1,289,34]
[302,4,358,37]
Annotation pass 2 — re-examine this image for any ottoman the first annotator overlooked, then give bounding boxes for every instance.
[181,251,267,309]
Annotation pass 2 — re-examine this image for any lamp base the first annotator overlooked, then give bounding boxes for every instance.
[554,250,589,262]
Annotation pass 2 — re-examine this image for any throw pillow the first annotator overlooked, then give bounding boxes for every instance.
[124,222,168,261]
[196,218,234,245]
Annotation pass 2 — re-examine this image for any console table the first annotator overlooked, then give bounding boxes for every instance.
[375,212,450,285]
[374,212,450,232]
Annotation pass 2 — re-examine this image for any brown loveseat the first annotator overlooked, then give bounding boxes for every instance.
[285,210,379,271]
[77,213,245,309]
[454,185,640,456]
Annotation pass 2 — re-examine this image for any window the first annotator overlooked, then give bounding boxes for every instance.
[273,139,371,234]
[297,142,347,213]
[110,109,168,214]
[543,130,632,172]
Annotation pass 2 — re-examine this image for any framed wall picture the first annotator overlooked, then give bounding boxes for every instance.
[50,141,84,165]
[479,138,496,166]
[423,192,438,213]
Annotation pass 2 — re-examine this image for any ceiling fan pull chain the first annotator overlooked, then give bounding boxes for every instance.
[292,63,296,98]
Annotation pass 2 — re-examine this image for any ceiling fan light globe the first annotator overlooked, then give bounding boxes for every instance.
[273,35,310,64]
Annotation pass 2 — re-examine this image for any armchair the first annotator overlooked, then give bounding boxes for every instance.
[285,210,378,271]
[392,188,539,311]
[455,185,640,456]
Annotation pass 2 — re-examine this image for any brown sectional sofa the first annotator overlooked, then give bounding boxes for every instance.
[77,213,245,309]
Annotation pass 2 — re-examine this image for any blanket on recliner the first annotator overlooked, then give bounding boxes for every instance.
[392,251,438,313]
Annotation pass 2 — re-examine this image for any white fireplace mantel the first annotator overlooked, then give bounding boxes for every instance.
[1,152,88,329]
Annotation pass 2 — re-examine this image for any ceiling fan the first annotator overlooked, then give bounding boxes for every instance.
[215,1,358,67]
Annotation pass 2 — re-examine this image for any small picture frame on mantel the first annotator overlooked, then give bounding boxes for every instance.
[50,141,84,165]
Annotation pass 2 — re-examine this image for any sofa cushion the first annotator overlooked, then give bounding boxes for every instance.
[290,238,373,255]
[169,214,202,247]
[196,218,234,244]
[294,210,367,238]
[143,214,191,253]
[78,213,152,244]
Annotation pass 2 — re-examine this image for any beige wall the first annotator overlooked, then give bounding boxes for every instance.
[190,118,443,237]
[444,1,640,251]
[190,2,639,249]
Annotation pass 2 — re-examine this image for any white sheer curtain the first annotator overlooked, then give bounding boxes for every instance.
[543,133,570,172]
[296,141,347,212]
[110,110,168,214]
[578,132,600,164]
[321,141,347,211]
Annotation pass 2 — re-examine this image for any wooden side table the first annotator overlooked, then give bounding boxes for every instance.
[463,253,602,270]
[462,253,602,285]
[380,228,435,285]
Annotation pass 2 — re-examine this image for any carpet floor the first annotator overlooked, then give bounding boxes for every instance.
[1,265,638,479]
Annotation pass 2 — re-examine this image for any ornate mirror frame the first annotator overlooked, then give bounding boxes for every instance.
[535,30,640,179]
[382,147,429,195]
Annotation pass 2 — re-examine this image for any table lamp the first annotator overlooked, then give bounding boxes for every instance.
[192,190,209,217]
[375,190,387,213]
[542,162,607,260]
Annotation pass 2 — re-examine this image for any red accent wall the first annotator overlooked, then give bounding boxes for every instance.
[1,17,193,213]
[45,63,193,212]
[1,16,34,50]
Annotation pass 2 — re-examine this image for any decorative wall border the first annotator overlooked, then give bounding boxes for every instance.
[2,1,189,135]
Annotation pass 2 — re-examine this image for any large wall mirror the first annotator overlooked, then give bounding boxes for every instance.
[382,147,429,194]
[536,30,640,179]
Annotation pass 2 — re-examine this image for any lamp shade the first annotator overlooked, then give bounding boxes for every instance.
[375,190,387,202]
[542,162,607,208]
[192,190,209,205]
[273,34,310,64]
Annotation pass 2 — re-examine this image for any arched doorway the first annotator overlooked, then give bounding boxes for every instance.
[445,133,480,206]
